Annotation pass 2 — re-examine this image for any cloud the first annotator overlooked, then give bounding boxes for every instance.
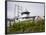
[7,2,44,19]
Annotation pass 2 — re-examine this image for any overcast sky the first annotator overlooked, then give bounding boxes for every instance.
[7,1,44,19]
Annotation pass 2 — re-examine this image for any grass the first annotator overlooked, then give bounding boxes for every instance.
[7,19,45,33]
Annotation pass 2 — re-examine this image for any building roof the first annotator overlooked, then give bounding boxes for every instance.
[21,11,30,15]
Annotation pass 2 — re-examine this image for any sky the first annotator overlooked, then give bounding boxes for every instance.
[7,1,44,19]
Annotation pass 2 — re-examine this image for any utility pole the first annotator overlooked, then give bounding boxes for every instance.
[17,5,19,20]
[14,4,16,23]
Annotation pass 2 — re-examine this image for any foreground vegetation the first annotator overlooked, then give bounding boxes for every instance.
[7,19,45,33]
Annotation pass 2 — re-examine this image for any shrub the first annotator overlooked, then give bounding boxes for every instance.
[7,19,45,32]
